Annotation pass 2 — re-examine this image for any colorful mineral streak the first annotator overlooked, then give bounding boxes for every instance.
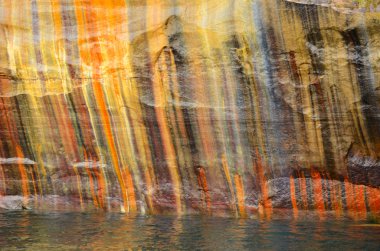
[0,0,379,217]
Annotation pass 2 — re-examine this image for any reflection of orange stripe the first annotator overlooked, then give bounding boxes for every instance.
[234,174,246,217]
[16,146,29,199]
[290,175,298,218]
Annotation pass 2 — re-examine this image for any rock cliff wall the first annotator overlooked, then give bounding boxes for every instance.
[0,0,379,217]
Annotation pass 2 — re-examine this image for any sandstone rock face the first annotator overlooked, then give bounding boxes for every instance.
[0,0,379,217]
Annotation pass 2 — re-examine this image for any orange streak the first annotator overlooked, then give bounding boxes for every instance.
[151,52,183,214]
[311,169,325,218]
[72,166,84,209]
[95,170,105,210]
[144,169,155,213]
[355,185,367,219]
[299,172,308,210]
[196,167,211,212]
[50,100,71,157]
[168,50,188,145]
[147,2,188,214]
[76,0,130,212]
[329,180,342,217]
[122,168,137,212]
[367,187,380,212]
[84,153,98,208]
[56,97,79,159]
[289,175,298,218]
[92,156,106,210]
[16,146,29,200]
[29,166,38,197]
[0,165,5,196]
[255,150,272,218]
[344,178,356,218]
[222,155,238,215]
[92,78,130,211]
[234,174,246,217]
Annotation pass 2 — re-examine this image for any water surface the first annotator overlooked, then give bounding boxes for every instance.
[1,211,380,250]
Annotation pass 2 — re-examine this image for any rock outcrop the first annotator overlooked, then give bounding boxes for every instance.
[0,0,379,217]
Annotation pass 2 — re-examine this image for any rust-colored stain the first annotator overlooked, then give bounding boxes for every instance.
[290,175,298,218]
[196,166,211,212]
[234,174,247,217]
[0,0,378,216]
[311,169,325,217]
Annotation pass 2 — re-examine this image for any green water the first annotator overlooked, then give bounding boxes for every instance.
[0,211,379,250]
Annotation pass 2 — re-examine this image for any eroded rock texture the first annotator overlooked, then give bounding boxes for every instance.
[0,0,379,217]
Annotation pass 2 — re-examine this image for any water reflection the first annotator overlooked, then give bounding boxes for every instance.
[0,211,380,250]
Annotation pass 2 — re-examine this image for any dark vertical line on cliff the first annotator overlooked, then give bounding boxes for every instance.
[60,0,81,81]
[342,28,380,155]
[13,96,34,160]
[294,3,336,172]
[65,93,85,154]
[31,0,46,93]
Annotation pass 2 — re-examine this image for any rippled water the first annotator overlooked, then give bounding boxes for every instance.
[1,211,380,250]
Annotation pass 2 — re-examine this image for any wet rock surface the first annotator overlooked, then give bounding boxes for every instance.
[0,0,379,216]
